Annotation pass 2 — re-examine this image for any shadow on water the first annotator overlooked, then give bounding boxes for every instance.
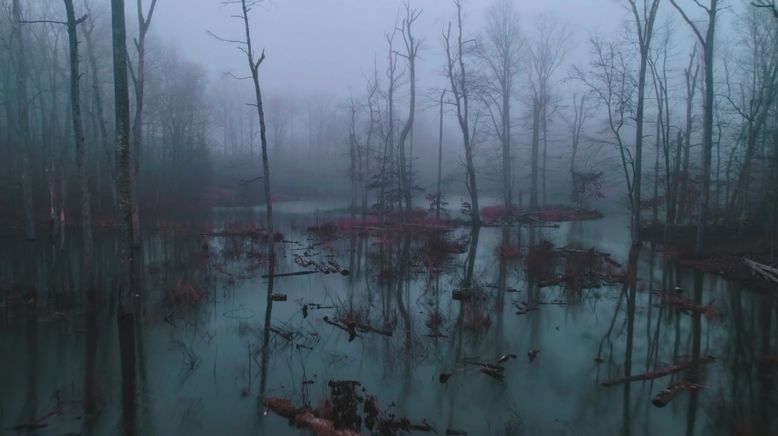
[0,203,776,435]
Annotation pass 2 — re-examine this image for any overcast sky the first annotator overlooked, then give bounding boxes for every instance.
[149,0,631,98]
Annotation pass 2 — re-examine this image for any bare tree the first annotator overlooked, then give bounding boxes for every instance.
[444,0,480,225]
[396,3,421,217]
[573,37,636,212]
[626,0,661,244]
[569,93,589,198]
[236,0,275,259]
[127,0,158,247]
[753,0,778,18]
[63,0,94,284]
[111,0,135,292]
[11,0,35,240]
[723,8,778,223]
[477,0,523,210]
[668,0,720,256]
[436,89,446,219]
[528,15,569,208]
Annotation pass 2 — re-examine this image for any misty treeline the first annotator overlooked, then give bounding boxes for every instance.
[1,0,778,257]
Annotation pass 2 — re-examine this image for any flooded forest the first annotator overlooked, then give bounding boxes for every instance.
[1,0,778,435]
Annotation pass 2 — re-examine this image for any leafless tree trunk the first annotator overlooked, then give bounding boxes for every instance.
[478,0,523,210]
[628,0,661,245]
[112,0,135,295]
[237,0,274,258]
[128,0,158,247]
[669,0,719,256]
[436,89,446,220]
[11,0,35,240]
[396,4,421,217]
[63,0,94,285]
[84,7,116,212]
[444,0,480,225]
[529,16,569,210]
[530,97,540,209]
[678,48,699,224]
[570,94,588,201]
[573,37,635,214]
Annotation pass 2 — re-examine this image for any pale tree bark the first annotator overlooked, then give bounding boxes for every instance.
[669,0,719,257]
[444,0,480,225]
[396,4,421,218]
[63,0,95,286]
[128,0,158,247]
[628,0,661,245]
[11,0,36,241]
[436,89,446,220]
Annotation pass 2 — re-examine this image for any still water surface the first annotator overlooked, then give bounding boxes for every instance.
[0,200,775,435]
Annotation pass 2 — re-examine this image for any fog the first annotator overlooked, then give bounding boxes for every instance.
[1,1,777,435]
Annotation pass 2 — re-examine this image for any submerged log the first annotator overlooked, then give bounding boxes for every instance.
[601,355,714,387]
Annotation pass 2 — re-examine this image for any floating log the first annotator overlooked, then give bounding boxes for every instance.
[652,380,698,407]
[601,355,714,387]
[262,270,317,279]
[744,258,778,283]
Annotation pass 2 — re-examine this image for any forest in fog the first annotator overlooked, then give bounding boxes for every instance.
[1,0,777,250]
[1,0,778,435]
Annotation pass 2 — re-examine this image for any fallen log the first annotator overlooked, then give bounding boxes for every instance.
[744,258,778,283]
[601,355,714,387]
[262,270,318,279]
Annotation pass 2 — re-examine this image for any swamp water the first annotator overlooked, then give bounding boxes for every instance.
[0,200,776,435]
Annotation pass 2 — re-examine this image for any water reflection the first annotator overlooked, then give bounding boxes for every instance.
[0,204,775,435]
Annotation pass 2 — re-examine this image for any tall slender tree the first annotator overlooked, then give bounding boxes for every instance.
[477,0,523,210]
[63,0,94,284]
[128,0,158,247]
[396,3,421,217]
[11,0,35,240]
[627,0,661,245]
[669,0,719,256]
[444,0,480,225]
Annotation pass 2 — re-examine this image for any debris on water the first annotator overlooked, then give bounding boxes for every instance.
[497,353,517,363]
[528,349,540,362]
[651,290,722,320]
[480,367,506,381]
[439,373,452,384]
[270,293,288,301]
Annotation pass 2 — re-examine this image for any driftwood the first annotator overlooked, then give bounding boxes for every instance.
[652,380,701,407]
[744,258,778,283]
[323,316,358,341]
[262,270,318,279]
[601,355,714,387]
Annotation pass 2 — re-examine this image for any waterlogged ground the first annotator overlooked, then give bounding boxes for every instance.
[0,200,776,435]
